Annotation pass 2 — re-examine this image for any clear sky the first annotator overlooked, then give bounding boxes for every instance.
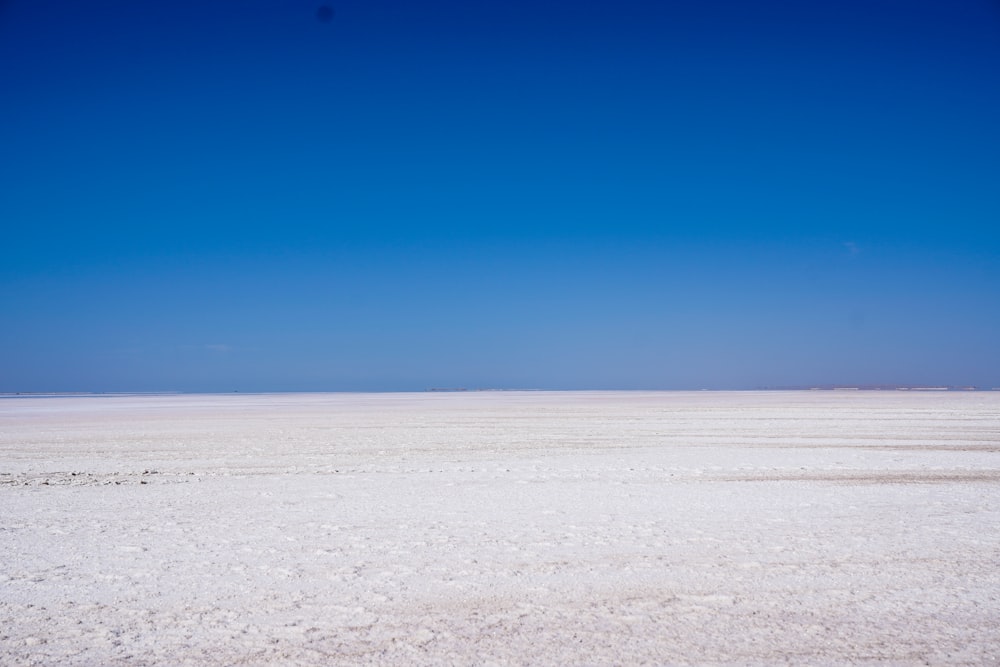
[2,0,998,392]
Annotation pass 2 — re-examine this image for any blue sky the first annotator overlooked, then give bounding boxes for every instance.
[2,0,998,391]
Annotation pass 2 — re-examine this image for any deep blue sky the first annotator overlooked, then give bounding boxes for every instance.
[2,0,999,391]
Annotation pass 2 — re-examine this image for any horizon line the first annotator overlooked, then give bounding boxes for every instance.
[2,385,998,398]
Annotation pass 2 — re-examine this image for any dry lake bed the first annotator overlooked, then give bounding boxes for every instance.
[2,390,999,665]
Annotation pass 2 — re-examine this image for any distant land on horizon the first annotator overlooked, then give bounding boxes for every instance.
[3,385,1000,398]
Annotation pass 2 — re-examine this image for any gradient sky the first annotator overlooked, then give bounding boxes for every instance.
[2,0,999,392]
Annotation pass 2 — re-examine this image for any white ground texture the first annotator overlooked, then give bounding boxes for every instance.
[2,391,999,665]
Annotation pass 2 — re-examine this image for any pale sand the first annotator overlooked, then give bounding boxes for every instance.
[2,391,999,665]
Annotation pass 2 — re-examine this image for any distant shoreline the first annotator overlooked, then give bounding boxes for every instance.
[2,386,997,398]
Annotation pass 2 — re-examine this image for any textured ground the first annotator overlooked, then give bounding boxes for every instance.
[2,390,999,665]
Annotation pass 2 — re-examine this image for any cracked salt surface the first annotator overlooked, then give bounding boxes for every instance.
[2,390,999,665]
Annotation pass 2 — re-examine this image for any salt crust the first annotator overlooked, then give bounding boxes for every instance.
[2,391,999,665]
